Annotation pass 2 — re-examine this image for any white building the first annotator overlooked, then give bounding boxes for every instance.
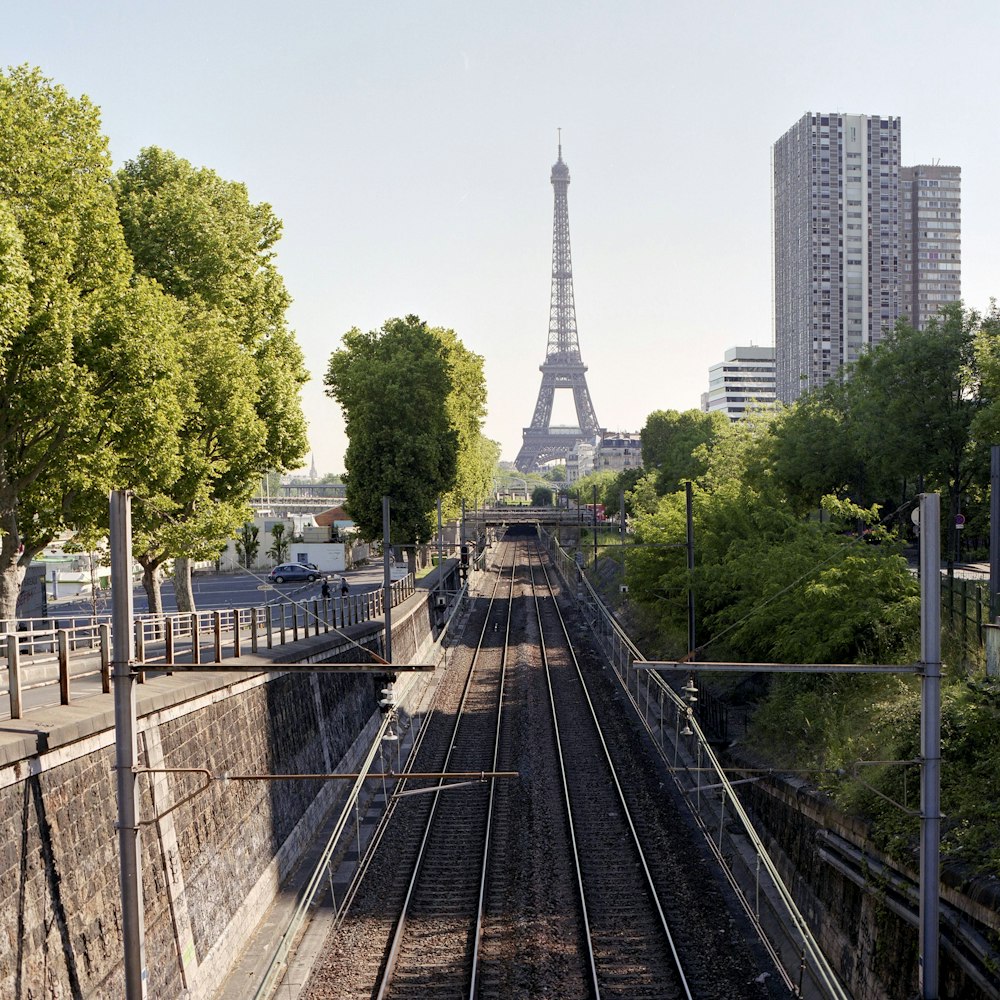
[566,442,596,483]
[703,346,776,421]
[596,432,642,474]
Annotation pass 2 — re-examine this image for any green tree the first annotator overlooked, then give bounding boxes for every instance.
[432,326,496,517]
[627,479,917,664]
[115,147,308,613]
[601,467,646,519]
[641,409,728,494]
[569,469,618,506]
[0,67,183,619]
[763,387,864,514]
[235,522,260,569]
[531,486,554,506]
[268,522,290,563]
[847,306,986,557]
[325,315,458,574]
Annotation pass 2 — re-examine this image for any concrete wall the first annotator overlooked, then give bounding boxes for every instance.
[0,585,440,999]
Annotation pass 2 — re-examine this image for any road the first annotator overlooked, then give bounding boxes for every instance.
[48,563,405,621]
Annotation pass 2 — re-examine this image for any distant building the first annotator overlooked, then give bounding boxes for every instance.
[702,346,776,421]
[899,165,961,330]
[597,432,642,474]
[566,442,596,483]
[773,112,902,403]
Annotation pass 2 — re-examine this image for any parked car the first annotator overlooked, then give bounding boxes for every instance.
[268,563,320,584]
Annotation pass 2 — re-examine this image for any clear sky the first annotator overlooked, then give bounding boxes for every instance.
[4,2,998,475]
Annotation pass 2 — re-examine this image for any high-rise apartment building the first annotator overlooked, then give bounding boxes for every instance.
[702,346,776,421]
[773,113,901,403]
[899,165,961,329]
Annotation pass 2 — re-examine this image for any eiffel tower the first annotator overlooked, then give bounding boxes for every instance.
[514,139,602,473]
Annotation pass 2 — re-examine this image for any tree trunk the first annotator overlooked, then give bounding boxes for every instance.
[174,557,195,613]
[0,548,25,623]
[0,506,26,622]
[406,545,417,577]
[139,556,163,617]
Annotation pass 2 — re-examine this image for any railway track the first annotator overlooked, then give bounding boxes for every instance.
[527,545,693,998]
[300,532,779,1000]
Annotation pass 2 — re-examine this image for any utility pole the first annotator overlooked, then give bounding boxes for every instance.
[592,484,598,568]
[382,496,392,664]
[990,446,999,621]
[620,490,626,584]
[685,481,695,656]
[919,491,941,999]
[111,491,147,999]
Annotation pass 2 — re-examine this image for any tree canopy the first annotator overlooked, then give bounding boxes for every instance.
[641,408,728,493]
[0,67,183,618]
[325,315,462,566]
[763,304,995,555]
[115,147,309,611]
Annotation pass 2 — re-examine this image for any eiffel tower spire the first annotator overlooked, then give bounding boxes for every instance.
[514,138,602,472]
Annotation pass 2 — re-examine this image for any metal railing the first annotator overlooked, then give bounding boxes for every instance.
[541,529,849,999]
[1,575,416,720]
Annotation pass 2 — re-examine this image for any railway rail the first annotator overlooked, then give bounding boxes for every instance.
[527,545,692,998]
[298,531,779,1000]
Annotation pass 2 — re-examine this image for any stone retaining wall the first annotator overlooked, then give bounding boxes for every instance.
[0,586,438,1000]
[738,766,1000,999]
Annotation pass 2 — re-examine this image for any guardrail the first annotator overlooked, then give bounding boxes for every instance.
[1,574,416,720]
[541,529,848,999]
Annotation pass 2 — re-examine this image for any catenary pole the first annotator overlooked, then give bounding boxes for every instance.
[919,491,941,999]
[592,484,598,567]
[382,496,392,664]
[990,446,999,621]
[437,496,443,589]
[111,491,147,999]
[685,481,695,656]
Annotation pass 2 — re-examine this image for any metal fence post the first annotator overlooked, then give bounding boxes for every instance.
[190,612,201,665]
[232,609,241,657]
[213,611,223,662]
[133,620,145,683]
[164,617,174,675]
[7,634,21,719]
[57,629,70,705]
[100,623,111,693]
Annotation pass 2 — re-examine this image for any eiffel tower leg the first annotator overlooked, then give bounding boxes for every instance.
[530,383,555,429]
[514,440,541,472]
[572,382,600,435]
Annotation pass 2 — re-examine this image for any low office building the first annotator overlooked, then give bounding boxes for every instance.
[703,346,776,421]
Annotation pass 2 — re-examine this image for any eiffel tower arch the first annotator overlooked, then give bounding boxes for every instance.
[514,140,602,473]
